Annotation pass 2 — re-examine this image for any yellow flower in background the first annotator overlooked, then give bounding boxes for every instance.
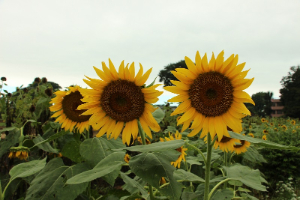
[263,130,268,134]
[292,129,296,133]
[261,118,266,123]
[137,137,151,144]
[282,125,288,131]
[262,135,267,140]
[124,154,130,163]
[10,150,29,160]
[212,136,239,152]
[274,128,278,131]
[270,122,274,126]
[233,140,251,154]
[78,60,163,145]
[160,131,187,168]
[50,86,91,133]
[249,125,252,129]
[248,133,254,138]
[160,177,167,185]
[291,120,296,125]
[165,51,254,141]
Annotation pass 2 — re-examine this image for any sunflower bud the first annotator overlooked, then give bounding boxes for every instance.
[29,105,36,113]
[34,77,41,84]
[1,77,6,81]
[45,88,53,97]
[42,77,48,83]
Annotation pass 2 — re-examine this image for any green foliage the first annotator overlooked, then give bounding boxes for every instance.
[245,91,273,117]
[158,60,187,86]
[0,129,20,157]
[280,65,300,118]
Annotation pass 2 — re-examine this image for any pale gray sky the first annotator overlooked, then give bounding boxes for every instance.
[1,0,300,104]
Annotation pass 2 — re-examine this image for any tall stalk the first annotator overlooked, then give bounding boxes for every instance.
[204,133,213,200]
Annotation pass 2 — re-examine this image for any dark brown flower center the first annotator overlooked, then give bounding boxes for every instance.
[189,72,233,117]
[219,136,233,143]
[233,140,245,148]
[100,80,145,122]
[62,91,91,122]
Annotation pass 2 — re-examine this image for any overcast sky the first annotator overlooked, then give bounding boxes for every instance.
[1,0,300,104]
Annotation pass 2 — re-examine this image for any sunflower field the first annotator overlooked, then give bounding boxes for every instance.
[1,51,300,200]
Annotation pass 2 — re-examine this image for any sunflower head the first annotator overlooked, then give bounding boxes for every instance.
[233,140,251,154]
[78,60,163,145]
[50,86,91,133]
[261,118,266,123]
[124,154,130,163]
[248,133,254,138]
[292,129,296,133]
[164,51,254,141]
[282,125,288,131]
[263,130,268,134]
[262,135,267,140]
[291,120,296,125]
[212,135,239,152]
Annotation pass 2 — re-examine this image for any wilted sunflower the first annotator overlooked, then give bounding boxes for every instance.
[291,120,296,125]
[211,135,239,152]
[233,140,251,154]
[160,131,187,168]
[262,135,267,140]
[78,60,163,145]
[9,150,29,160]
[50,86,91,133]
[248,133,254,138]
[165,51,254,141]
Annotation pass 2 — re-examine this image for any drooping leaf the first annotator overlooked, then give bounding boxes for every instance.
[243,146,267,163]
[33,135,59,153]
[25,158,90,200]
[174,169,204,183]
[66,152,125,185]
[129,151,182,200]
[10,157,47,180]
[61,140,83,163]
[120,172,149,199]
[223,164,267,191]
[229,131,300,150]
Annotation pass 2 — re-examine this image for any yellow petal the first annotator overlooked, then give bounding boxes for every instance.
[93,66,111,82]
[187,125,202,137]
[175,68,197,80]
[234,78,254,91]
[170,80,190,90]
[139,118,152,139]
[171,100,191,116]
[164,86,188,95]
[195,51,203,74]
[129,62,135,82]
[135,68,152,86]
[171,71,194,85]
[184,56,198,76]
[102,61,115,81]
[208,52,216,71]
[201,53,209,72]
[108,59,119,80]
[168,94,189,103]
[215,51,224,71]
[177,107,196,125]
[119,61,126,79]
[111,121,124,139]
[135,63,144,82]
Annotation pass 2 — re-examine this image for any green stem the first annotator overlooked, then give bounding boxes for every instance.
[1,179,13,200]
[208,178,232,199]
[223,152,228,189]
[204,134,213,200]
[138,121,155,200]
[0,179,3,200]
[185,142,207,165]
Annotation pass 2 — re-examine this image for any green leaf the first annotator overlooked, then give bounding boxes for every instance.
[186,156,202,166]
[238,187,251,192]
[229,131,300,150]
[152,107,165,124]
[120,172,149,198]
[174,169,204,183]
[210,189,234,200]
[66,152,125,185]
[228,180,243,187]
[61,140,83,163]
[0,127,18,133]
[223,164,267,191]
[0,129,20,157]
[240,193,259,200]
[243,146,267,163]
[10,158,46,180]
[120,139,184,152]
[25,158,90,200]
[129,151,182,200]
[80,137,114,167]
[32,130,69,149]
[33,135,59,153]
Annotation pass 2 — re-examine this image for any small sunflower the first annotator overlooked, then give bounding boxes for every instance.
[270,122,274,126]
[248,133,254,138]
[233,140,251,154]
[50,86,91,133]
[261,118,266,123]
[165,51,254,141]
[292,129,297,133]
[282,125,288,131]
[262,135,267,140]
[263,129,268,134]
[78,60,163,145]
[212,135,239,152]
[160,131,187,168]
[9,150,29,160]
[291,120,296,125]
[124,154,130,163]
[274,128,278,131]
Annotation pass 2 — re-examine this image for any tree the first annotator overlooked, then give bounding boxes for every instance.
[280,66,300,118]
[245,91,273,117]
[158,60,187,86]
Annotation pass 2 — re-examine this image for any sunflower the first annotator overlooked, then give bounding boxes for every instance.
[282,125,288,131]
[9,150,29,160]
[160,131,187,168]
[270,122,274,126]
[233,140,251,154]
[212,135,239,152]
[248,133,254,138]
[292,129,297,133]
[124,154,130,163]
[261,118,266,123]
[263,129,268,134]
[78,60,163,145]
[50,86,91,133]
[164,51,254,141]
[274,128,278,131]
[262,135,267,140]
[291,120,296,125]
